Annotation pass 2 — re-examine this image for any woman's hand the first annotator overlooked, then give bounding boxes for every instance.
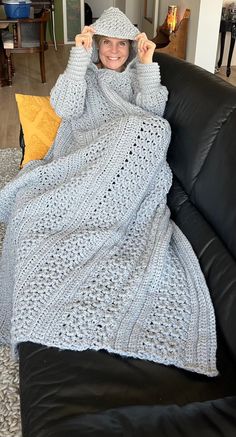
[75,26,95,50]
[135,33,156,64]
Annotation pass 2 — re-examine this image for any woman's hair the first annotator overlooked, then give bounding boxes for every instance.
[93,34,105,47]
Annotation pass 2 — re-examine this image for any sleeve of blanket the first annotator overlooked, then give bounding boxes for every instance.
[135,62,168,117]
[50,46,91,119]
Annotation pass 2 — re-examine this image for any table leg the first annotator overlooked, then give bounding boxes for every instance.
[218,31,226,68]
[226,34,236,77]
[6,52,13,85]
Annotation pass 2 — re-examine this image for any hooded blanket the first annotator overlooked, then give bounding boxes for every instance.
[0,8,217,376]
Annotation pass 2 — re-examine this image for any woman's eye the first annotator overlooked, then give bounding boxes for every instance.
[120,41,127,46]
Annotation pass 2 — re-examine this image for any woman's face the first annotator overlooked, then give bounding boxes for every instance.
[98,37,130,72]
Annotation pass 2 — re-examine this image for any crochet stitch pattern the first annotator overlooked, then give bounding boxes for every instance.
[0,8,217,376]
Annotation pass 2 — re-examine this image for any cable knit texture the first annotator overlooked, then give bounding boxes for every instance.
[0,8,217,376]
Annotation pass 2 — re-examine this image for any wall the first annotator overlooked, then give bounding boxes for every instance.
[125,0,142,27]
[142,0,159,39]
[116,0,126,13]
[194,0,222,72]
[87,0,140,24]
[158,0,223,73]
[86,0,114,19]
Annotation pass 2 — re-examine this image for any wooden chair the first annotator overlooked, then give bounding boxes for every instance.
[2,8,50,85]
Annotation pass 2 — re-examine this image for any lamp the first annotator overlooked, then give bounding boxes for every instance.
[166,5,178,33]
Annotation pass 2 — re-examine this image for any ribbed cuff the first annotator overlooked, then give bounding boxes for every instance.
[136,62,161,92]
[65,46,92,81]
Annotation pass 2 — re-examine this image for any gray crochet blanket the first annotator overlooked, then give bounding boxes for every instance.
[0,7,217,376]
[0,112,217,376]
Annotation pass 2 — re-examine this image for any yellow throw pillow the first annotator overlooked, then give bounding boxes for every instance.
[15,94,61,167]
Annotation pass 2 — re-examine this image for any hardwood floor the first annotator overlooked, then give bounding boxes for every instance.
[216,65,236,87]
[0,45,235,150]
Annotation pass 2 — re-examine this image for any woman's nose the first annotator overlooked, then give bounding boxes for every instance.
[110,44,118,53]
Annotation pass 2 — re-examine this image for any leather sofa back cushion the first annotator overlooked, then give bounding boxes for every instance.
[155,53,236,260]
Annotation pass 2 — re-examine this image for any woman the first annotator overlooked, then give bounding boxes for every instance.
[0,8,217,377]
[48,7,168,159]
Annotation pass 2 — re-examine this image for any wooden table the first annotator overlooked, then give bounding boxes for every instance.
[0,0,57,50]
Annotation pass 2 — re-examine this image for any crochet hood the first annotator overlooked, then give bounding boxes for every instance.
[92,7,140,64]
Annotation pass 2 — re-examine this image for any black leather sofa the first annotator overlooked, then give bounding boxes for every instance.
[18,53,236,437]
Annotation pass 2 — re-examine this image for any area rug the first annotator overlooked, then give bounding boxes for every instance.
[0,148,22,437]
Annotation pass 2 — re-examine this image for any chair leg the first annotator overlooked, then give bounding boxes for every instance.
[5,52,13,86]
[39,51,46,83]
[10,54,15,75]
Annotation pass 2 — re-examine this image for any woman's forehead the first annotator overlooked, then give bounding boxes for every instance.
[100,36,129,43]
